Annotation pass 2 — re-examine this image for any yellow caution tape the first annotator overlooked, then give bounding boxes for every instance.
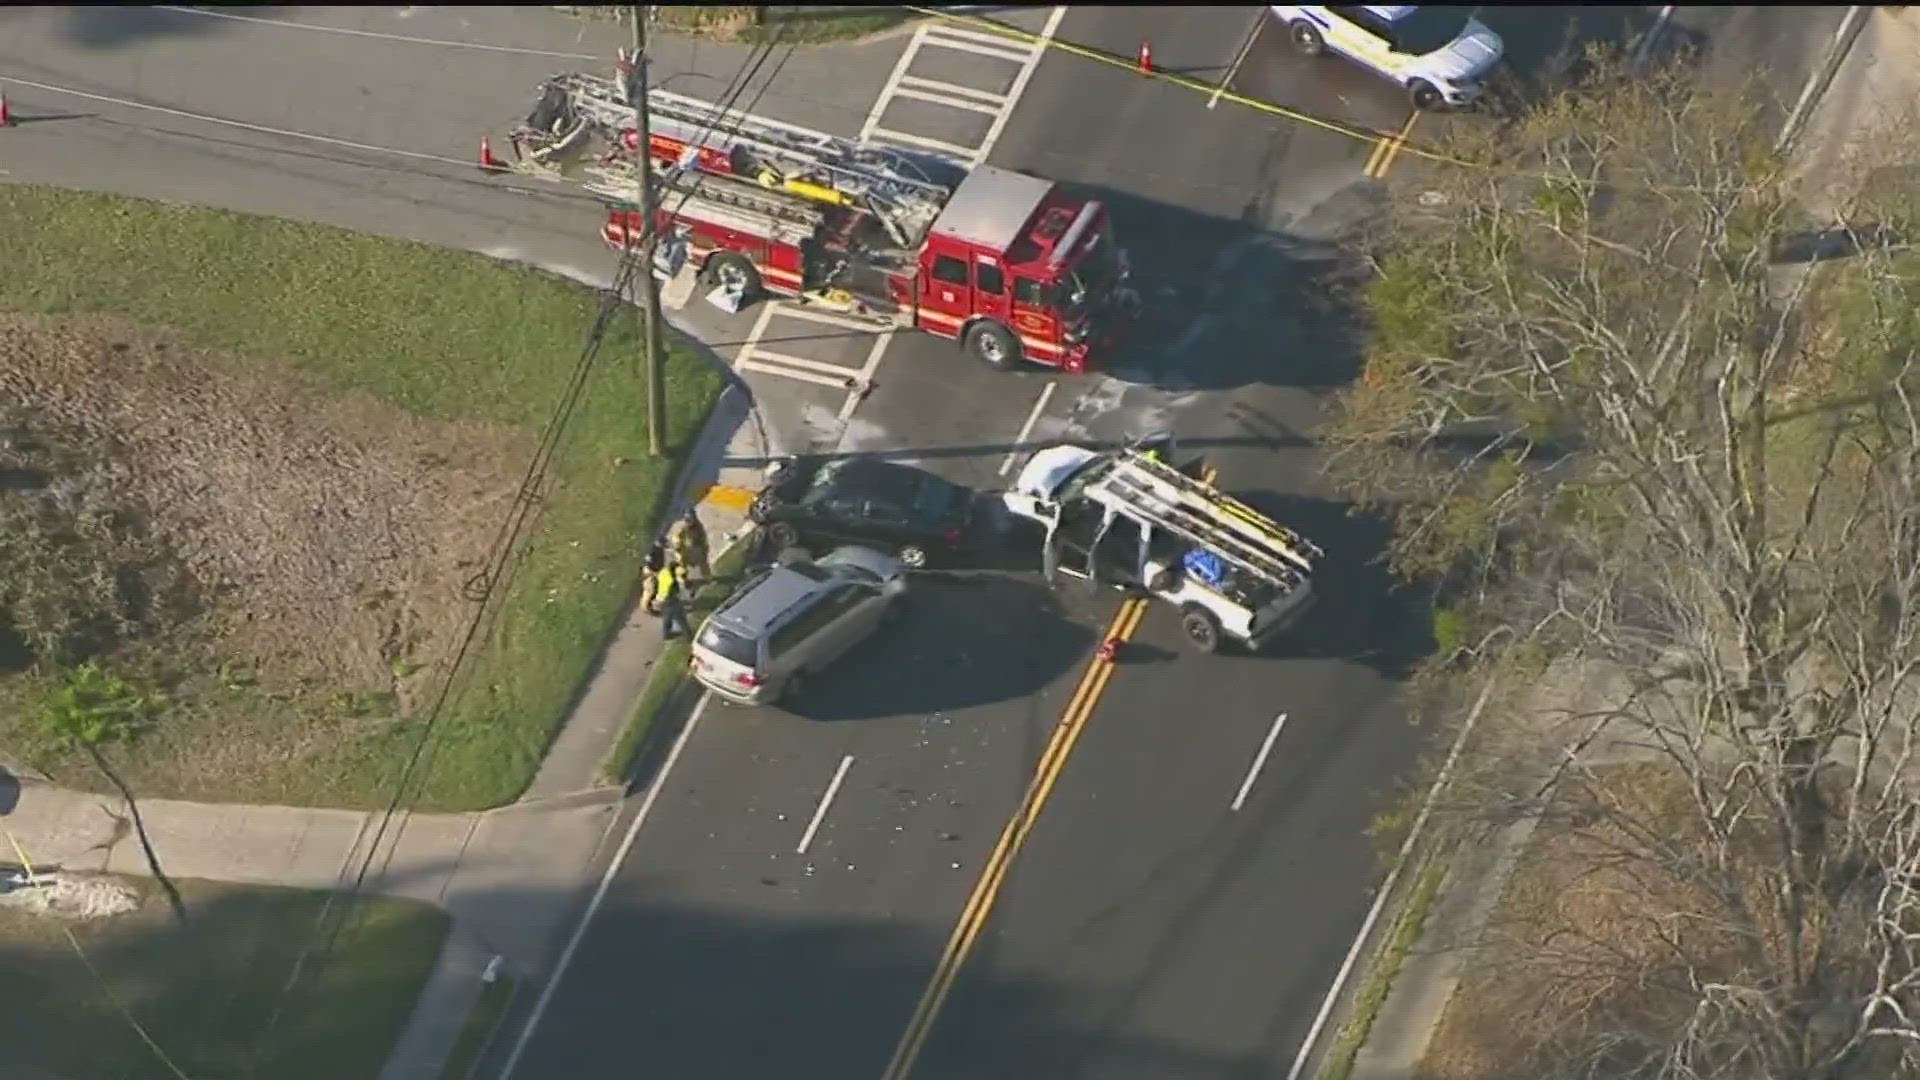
[901,5,1481,172]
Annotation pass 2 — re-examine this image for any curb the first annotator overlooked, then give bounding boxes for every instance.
[1776,6,1872,153]
[1284,666,1505,1080]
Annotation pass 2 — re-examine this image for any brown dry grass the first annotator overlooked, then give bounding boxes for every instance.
[1,312,528,787]
[0,185,726,810]
[1416,764,1750,1080]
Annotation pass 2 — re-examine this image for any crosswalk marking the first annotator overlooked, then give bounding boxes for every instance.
[920,25,1036,64]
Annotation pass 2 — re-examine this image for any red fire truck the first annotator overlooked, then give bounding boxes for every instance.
[506,65,1138,374]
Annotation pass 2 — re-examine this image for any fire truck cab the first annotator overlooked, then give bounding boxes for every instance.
[876,166,1133,372]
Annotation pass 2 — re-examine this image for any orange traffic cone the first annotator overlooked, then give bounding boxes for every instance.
[479,134,505,172]
[0,86,12,127]
[1136,41,1152,75]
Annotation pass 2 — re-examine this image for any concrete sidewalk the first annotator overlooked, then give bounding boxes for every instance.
[0,774,622,1075]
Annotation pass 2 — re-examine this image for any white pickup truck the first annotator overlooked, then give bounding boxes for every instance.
[1004,444,1322,653]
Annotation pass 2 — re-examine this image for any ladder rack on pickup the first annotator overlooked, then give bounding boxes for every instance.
[509,68,954,247]
[1088,451,1324,591]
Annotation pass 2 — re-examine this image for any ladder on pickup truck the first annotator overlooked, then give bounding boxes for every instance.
[508,63,955,247]
[1087,450,1324,592]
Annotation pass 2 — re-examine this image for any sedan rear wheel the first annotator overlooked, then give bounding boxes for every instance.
[897,544,929,570]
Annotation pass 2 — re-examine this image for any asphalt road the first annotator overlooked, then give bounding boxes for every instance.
[0,10,1108,1078]
[0,6,1861,1079]
[888,5,1854,1078]
[518,570,1129,1078]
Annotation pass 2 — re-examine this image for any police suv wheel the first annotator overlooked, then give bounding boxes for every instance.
[1409,80,1444,111]
[1180,603,1224,654]
[967,322,1022,371]
[1290,22,1325,56]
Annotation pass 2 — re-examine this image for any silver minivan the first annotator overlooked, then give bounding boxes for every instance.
[689,545,908,706]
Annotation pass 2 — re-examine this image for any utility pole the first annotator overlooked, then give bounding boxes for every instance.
[631,4,669,458]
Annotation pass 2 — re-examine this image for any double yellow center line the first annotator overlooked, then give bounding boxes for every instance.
[882,465,1217,1079]
[881,596,1146,1078]
[1363,108,1421,179]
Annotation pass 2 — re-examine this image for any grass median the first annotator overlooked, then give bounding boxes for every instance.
[1319,853,1448,1080]
[0,877,446,1080]
[602,536,755,784]
[0,185,725,811]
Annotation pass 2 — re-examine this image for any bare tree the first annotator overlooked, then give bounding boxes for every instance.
[26,661,188,925]
[1330,54,1920,1078]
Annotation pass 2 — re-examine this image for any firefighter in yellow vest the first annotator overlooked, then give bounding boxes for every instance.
[640,538,668,615]
[654,558,691,641]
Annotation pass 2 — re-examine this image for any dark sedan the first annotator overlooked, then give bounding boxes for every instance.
[749,457,977,569]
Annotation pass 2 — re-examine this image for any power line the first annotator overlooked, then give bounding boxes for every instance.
[239,257,648,1080]
[229,26,792,1076]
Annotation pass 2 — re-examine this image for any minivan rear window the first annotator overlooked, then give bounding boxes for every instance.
[697,623,759,667]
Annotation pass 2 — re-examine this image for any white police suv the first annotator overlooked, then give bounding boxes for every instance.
[1269,5,1504,110]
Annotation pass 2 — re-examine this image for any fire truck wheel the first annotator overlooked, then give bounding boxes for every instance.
[703,252,762,299]
[1180,603,1224,654]
[966,322,1022,370]
[1289,21,1325,56]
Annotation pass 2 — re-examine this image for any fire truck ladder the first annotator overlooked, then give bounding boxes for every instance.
[1089,451,1324,592]
[638,168,828,248]
[512,70,954,247]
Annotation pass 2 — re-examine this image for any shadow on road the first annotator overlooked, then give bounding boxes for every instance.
[721,432,1316,473]
[469,874,1324,1080]
[1236,492,1435,680]
[1071,181,1372,394]
[1,112,99,126]
[55,5,281,49]
[790,572,1097,723]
